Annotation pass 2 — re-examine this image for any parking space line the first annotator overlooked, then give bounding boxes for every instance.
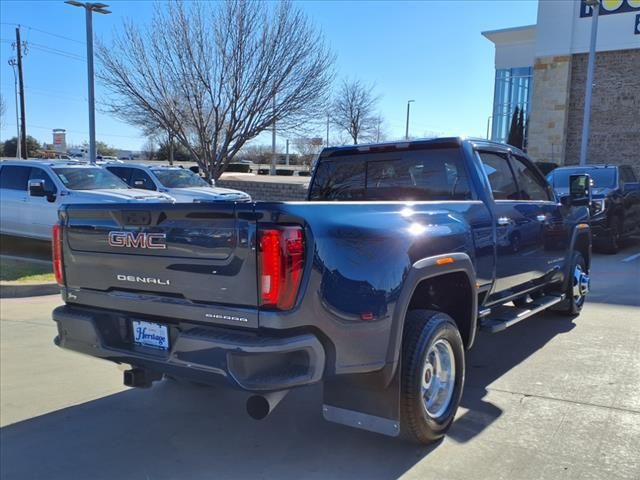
[621,252,640,263]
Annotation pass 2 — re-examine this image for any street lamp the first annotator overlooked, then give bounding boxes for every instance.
[405,100,415,140]
[65,1,111,164]
[579,0,600,166]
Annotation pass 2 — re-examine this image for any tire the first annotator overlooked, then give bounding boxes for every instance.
[558,252,589,316]
[400,309,465,444]
[598,216,622,254]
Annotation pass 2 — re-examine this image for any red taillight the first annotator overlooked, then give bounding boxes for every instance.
[52,224,64,286]
[258,226,304,310]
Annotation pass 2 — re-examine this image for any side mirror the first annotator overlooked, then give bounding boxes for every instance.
[569,174,591,207]
[28,179,46,197]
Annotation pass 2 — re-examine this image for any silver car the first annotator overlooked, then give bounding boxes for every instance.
[104,163,252,203]
[0,160,174,241]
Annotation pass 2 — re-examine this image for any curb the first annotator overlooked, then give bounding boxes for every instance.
[0,282,60,298]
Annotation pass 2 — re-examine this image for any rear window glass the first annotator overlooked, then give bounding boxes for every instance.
[309,148,472,201]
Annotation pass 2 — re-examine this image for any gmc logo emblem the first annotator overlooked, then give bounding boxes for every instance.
[108,231,167,249]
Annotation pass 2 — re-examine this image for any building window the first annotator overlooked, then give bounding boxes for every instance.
[490,67,533,148]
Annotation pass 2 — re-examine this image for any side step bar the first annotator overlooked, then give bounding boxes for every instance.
[480,294,565,333]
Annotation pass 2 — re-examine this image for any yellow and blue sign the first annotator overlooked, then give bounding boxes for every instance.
[580,0,640,17]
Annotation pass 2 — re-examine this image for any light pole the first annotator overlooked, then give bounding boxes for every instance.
[405,100,415,140]
[579,0,600,166]
[486,115,493,140]
[8,59,21,159]
[65,1,111,164]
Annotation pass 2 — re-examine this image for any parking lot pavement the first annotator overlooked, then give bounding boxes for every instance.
[1,244,639,480]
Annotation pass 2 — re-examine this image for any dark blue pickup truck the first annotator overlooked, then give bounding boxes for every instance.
[52,138,592,444]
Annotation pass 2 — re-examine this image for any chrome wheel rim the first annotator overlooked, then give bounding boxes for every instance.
[422,338,456,418]
[572,264,589,307]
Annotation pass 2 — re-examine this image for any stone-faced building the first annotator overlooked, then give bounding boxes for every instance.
[482,0,639,168]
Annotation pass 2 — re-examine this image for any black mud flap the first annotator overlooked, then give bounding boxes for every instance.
[322,367,400,437]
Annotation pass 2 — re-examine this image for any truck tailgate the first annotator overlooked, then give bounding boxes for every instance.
[61,203,258,324]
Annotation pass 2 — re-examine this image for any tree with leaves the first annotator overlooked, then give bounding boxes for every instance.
[97,0,333,180]
[331,79,379,144]
[2,136,40,158]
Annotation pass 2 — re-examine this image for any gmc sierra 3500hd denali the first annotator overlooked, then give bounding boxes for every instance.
[52,138,593,444]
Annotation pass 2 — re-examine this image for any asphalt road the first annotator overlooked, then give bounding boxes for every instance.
[1,244,639,480]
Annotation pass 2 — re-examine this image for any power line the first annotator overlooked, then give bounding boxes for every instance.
[28,41,85,60]
[0,22,84,45]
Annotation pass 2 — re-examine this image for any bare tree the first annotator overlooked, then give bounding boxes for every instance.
[97,0,333,180]
[293,136,323,169]
[141,139,156,160]
[331,79,379,144]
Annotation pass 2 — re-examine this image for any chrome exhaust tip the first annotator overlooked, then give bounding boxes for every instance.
[246,390,289,420]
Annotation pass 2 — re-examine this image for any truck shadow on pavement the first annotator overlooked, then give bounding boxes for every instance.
[0,313,577,480]
[451,311,575,444]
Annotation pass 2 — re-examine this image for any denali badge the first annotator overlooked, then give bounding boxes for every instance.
[108,231,167,249]
[116,274,171,286]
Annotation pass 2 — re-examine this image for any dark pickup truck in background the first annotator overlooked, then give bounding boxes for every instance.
[52,138,592,444]
[547,164,640,254]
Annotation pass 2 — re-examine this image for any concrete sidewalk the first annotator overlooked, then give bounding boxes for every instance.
[1,245,639,480]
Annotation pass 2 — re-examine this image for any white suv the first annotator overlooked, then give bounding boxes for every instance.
[104,163,252,203]
[0,160,174,241]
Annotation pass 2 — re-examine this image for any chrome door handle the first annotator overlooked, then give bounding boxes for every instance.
[536,215,546,222]
[497,217,512,226]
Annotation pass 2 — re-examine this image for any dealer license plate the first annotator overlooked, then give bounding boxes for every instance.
[132,320,169,350]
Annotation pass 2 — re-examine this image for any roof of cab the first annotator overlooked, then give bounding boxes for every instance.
[0,159,98,168]
[551,164,618,171]
[103,162,183,170]
[319,136,518,158]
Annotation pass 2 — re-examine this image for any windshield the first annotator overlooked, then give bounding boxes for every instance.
[53,167,130,190]
[548,168,616,188]
[152,169,209,188]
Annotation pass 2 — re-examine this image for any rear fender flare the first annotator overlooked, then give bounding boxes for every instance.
[385,252,477,384]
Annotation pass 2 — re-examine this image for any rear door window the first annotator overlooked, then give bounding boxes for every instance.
[0,166,31,191]
[478,152,518,200]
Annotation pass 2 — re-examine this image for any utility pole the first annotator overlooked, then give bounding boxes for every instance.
[405,100,415,140]
[66,1,111,164]
[579,0,600,166]
[15,27,27,159]
[8,59,21,159]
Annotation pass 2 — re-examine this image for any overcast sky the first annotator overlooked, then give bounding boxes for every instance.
[0,0,537,152]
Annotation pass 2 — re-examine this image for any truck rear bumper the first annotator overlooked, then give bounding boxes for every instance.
[53,305,325,392]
